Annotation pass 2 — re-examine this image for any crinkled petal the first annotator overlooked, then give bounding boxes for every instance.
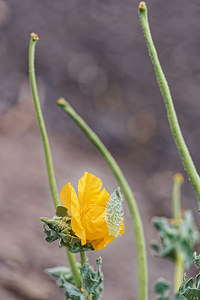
[78,172,110,210]
[81,205,107,241]
[93,219,124,250]
[90,235,114,251]
[60,182,86,244]
[71,217,86,245]
[89,218,124,250]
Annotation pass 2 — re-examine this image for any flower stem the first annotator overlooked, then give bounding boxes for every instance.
[57,98,148,300]
[138,2,200,205]
[174,253,184,293]
[66,250,82,287]
[172,173,184,293]
[80,252,86,267]
[29,33,59,208]
[29,33,81,288]
[172,173,184,220]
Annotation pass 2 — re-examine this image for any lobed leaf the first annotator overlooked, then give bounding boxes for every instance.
[177,273,200,299]
[46,258,103,300]
[152,211,199,268]
[81,257,103,299]
[154,278,170,300]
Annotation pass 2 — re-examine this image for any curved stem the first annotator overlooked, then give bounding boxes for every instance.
[57,98,148,300]
[29,34,59,208]
[29,34,81,288]
[138,2,200,205]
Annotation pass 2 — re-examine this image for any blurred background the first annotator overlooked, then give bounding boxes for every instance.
[1,0,200,299]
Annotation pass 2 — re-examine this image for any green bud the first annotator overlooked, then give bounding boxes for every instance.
[40,209,94,253]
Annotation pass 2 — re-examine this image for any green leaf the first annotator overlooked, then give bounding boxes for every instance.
[46,258,103,300]
[183,288,200,299]
[177,272,200,299]
[62,282,86,300]
[174,294,185,300]
[152,210,199,268]
[80,257,103,299]
[153,278,187,300]
[46,265,86,300]
[154,278,170,299]
[46,266,75,284]
[193,252,200,268]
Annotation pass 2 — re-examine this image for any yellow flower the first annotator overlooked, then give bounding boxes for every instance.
[60,172,125,251]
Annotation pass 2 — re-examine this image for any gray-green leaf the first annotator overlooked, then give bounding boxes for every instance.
[151,210,199,268]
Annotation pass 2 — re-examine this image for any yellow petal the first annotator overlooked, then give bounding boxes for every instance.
[90,235,114,251]
[78,172,110,210]
[60,182,75,214]
[91,218,124,250]
[71,217,86,245]
[81,205,107,241]
[60,182,86,245]
[119,219,125,235]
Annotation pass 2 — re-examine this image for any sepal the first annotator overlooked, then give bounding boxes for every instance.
[40,209,94,253]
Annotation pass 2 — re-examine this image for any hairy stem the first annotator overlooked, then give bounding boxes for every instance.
[29,34,81,288]
[57,97,148,300]
[138,2,200,205]
[172,173,184,293]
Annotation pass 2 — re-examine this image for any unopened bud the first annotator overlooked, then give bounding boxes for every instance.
[139,1,146,11]
[31,32,39,41]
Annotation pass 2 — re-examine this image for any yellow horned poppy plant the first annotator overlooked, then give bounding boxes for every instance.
[60,172,125,250]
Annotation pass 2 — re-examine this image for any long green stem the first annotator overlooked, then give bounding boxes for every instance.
[138,2,200,204]
[57,98,148,300]
[29,33,59,208]
[172,173,184,293]
[29,33,81,288]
